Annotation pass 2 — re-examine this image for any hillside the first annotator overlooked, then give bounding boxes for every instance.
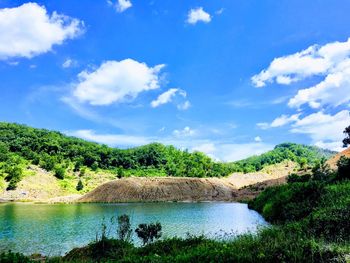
[0,122,336,202]
[230,142,335,173]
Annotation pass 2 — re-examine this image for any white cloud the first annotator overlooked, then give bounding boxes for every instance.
[270,113,300,127]
[252,37,350,109]
[67,129,149,147]
[173,126,196,137]
[151,88,178,107]
[192,143,216,154]
[151,88,191,110]
[0,3,83,60]
[257,113,300,129]
[254,136,262,142]
[291,110,350,143]
[110,0,132,13]
[187,7,211,24]
[288,59,350,109]
[72,59,165,106]
[257,110,350,152]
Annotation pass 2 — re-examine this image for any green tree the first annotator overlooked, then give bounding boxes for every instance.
[312,158,331,181]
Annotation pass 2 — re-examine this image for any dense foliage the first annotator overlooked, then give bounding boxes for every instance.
[231,142,335,173]
[249,156,350,242]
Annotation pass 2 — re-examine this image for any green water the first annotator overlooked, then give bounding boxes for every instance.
[0,202,267,256]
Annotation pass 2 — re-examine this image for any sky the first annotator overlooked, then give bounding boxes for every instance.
[0,0,350,161]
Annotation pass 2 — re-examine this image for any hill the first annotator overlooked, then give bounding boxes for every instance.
[230,142,336,173]
[0,122,336,199]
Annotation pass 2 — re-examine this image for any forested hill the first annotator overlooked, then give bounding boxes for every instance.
[0,122,232,181]
[231,143,336,173]
[0,123,336,188]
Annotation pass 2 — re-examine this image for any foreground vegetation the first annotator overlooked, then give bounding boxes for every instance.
[0,122,335,191]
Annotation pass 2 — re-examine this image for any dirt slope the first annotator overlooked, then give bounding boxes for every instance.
[79,177,238,202]
[226,160,296,188]
[327,147,350,170]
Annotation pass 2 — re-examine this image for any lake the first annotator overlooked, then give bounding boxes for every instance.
[0,202,268,256]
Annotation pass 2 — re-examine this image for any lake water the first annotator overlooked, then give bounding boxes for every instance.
[0,202,267,256]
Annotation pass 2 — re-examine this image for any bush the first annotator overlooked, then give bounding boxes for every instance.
[54,166,65,179]
[249,181,325,223]
[309,204,350,242]
[5,165,23,190]
[135,222,162,245]
[76,179,83,191]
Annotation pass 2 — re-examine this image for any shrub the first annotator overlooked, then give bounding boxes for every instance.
[76,179,84,191]
[5,165,23,190]
[135,222,162,245]
[54,166,65,179]
[309,204,350,242]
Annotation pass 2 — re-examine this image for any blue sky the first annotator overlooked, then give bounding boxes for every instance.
[1,0,350,161]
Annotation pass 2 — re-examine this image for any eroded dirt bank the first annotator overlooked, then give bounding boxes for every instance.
[78,176,288,203]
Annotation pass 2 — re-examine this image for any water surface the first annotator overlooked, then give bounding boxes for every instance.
[0,202,267,256]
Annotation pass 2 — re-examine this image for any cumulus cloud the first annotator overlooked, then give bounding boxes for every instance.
[173,126,196,137]
[187,7,211,24]
[258,110,350,151]
[72,59,165,106]
[0,3,83,60]
[290,110,350,144]
[288,60,350,109]
[252,37,350,109]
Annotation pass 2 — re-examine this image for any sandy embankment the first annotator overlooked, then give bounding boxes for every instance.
[1,161,295,203]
